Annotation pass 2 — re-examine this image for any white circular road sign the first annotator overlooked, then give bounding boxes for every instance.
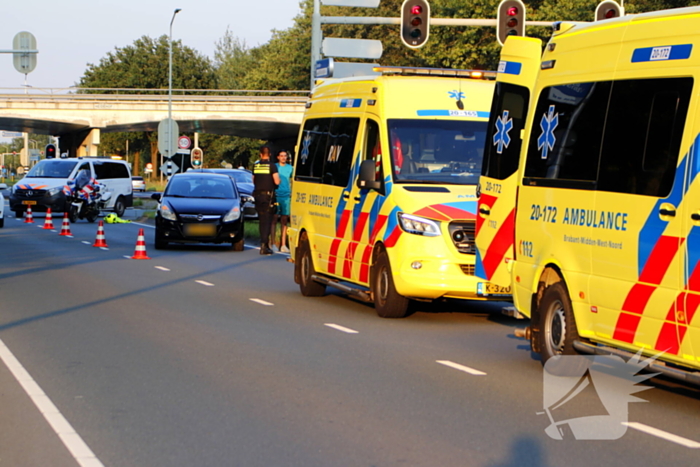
[178,136,192,149]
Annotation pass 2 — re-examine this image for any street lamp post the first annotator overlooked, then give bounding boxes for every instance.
[163,7,182,183]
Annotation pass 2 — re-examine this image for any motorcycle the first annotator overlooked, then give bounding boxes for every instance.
[63,169,112,223]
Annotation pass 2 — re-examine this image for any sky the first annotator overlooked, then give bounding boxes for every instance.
[0,0,304,90]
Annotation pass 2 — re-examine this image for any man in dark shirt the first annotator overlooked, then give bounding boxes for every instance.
[253,145,280,255]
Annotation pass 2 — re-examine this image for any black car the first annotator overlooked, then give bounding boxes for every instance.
[153,172,244,250]
[199,168,257,219]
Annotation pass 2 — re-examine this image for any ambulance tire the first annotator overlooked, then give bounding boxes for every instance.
[297,236,326,297]
[539,282,579,364]
[372,251,410,319]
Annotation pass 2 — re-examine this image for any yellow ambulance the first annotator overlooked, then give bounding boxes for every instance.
[289,67,504,318]
[476,7,700,382]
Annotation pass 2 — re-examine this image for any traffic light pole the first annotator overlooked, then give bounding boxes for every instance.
[321,16,553,27]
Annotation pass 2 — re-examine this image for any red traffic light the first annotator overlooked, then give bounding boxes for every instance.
[411,5,422,15]
[604,8,617,18]
[507,7,518,16]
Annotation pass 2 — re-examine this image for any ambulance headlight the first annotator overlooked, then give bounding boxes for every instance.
[398,212,441,237]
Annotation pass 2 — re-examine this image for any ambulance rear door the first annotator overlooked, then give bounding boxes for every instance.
[476,37,542,286]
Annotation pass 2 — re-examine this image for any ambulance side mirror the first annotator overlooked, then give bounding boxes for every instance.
[357,159,382,191]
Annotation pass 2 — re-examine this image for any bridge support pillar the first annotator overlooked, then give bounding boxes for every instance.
[78,129,100,157]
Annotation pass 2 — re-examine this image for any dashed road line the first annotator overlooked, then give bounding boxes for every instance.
[324,323,359,334]
[249,298,274,306]
[436,360,487,376]
[155,266,170,271]
[195,280,214,287]
[82,241,91,245]
[623,422,700,448]
[0,338,104,467]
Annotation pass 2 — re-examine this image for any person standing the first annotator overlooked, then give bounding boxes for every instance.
[253,145,280,255]
[271,150,293,252]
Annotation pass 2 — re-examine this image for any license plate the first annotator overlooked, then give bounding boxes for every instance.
[184,223,216,236]
[477,282,512,297]
[22,200,37,205]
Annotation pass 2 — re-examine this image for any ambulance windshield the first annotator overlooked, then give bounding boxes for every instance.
[387,119,486,185]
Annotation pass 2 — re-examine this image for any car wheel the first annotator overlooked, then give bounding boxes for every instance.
[0,217,4,228]
[296,234,326,297]
[539,282,579,364]
[372,250,410,318]
[14,210,22,219]
[232,237,245,251]
[154,230,168,250]
[113,196,126,217]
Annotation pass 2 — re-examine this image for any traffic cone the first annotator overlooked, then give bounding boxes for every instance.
[24,206,34,223]
[131,228,151,259]
[92,220,108,247]
[59,212,72,237]
[42,208,54,230]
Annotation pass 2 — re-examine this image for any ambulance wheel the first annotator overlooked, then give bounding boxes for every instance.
[539,282,579,364]
[372,251,409,319]
[297,236,325,297]
[113,197,126,217]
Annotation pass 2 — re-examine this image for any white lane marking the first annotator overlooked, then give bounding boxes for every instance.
[324,323,359,334]
[623,422,700,448]
[195,280,214,287]
[82,241,91,245]
[436,360,487,376]
[131,222,154,229]
[155,266,170,272]
[123,255,132,259]
[249,298,274,306]
[99,247,109,251]
[0,338,105,467]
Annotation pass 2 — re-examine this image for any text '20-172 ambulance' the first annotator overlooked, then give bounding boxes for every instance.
[289,66,504,319]
[477,7,700,383]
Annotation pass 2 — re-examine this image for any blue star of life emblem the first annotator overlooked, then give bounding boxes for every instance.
[301,133,312,164]
[448,90,465,101]
[493,110,513,154]
[537,105,559,160]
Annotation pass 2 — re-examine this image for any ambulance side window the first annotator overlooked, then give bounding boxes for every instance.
[365,119,383,183]
[323,118,360,187]
[295,118,331,182]
[598,77,692,197]
[482,82,529,180]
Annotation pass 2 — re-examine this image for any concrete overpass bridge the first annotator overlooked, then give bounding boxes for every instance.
[0,88,308,158]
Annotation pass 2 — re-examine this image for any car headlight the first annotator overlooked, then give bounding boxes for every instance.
[397,212,441,237]
[242,195,254,204]
[159,202,177,221]
[223,206,241,222]
[47,187,62,196]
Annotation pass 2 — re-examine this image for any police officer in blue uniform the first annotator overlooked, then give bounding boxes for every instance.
[253,145,280,255]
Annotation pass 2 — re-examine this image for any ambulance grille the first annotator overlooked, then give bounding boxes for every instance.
[460,264,475,275]
[448,221,476,255]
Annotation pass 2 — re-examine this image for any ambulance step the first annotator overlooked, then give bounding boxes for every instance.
[502,306,527,319]
[573,340,700,386]
[311,274,372,303]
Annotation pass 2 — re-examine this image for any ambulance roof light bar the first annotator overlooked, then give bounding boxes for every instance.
[373,66,497,80]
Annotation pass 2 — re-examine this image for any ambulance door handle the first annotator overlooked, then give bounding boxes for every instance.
[353,196,361,203]
[479,206,491,216]
[659,207,676,217]
[692,213,700,221]
[342,192,350,200]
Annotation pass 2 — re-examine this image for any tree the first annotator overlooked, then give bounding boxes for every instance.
[79,35,218,176]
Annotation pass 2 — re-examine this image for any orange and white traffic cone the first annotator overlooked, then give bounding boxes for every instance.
[42,208,54,230]
[59,212,72,237]
[24,206,34,223]
[131,228,151,259]
[92,220,108,247]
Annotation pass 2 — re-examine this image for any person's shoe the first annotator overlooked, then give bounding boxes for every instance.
[280,245,290,253]
[271,244,279,252]
[260,243,273,255]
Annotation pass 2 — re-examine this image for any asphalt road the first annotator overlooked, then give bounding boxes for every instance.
[0,209,699,467]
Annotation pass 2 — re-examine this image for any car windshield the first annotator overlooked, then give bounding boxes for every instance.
[387,119,487,185]
[165,176,236,199]
[25,160,78,178]
[229,171,252,184]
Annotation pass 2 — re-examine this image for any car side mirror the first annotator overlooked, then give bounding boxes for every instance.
[357,159,381,191]
[0,183,7,190]
[151,192,162,202]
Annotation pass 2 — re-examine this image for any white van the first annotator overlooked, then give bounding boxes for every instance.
[10,157,133,218]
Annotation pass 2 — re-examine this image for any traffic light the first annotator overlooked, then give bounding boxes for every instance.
[497,0,526,47]
[595,1,623,21]
[400,0,430,49]
[191,147,203,167]
[45,143,57,159]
